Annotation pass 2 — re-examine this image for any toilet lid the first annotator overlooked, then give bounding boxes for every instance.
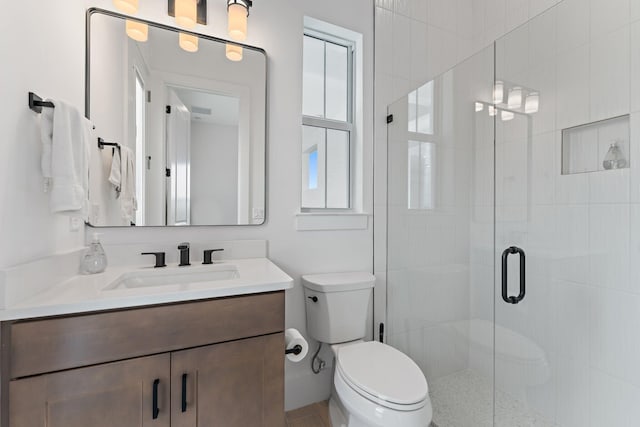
[336,341,428,406]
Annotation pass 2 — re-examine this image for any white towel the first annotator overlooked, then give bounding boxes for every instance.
[118,146,137,223]
[46,100,91,217]
[108,148,122,194]
[40,101,54,192]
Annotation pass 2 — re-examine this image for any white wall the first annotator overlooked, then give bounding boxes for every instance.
[190,121,239,224]
[1,0,373,411]
[0,0,86,268]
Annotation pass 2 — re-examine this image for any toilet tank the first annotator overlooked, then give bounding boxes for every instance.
[302,272,375,344]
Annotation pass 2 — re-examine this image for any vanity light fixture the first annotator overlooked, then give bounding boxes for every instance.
[227,0,252,41]
[501,110,514,121]
[226,42,243,61]
[174,0,197,28]
[475,102,484,112]
[179,33,199,52]
[126,19,149,42]
[488,105,497,117]
[113,0,138,14]
[169,0,207,27]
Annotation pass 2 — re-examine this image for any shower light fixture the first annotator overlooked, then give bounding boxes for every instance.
[226,43,243,61]
[126,19,149,42]
[507,87,523,110]
[525,92,539,114]
[179,32,199,52]
[493,81,504,104]
[113,0,138,14]
[501,110,514,121]
[228,0,252,41]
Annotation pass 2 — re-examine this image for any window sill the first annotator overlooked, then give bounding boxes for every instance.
[295,212,370,231]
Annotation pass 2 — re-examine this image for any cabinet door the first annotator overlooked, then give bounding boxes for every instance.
[171,333,285,427]
[9,354,170,427]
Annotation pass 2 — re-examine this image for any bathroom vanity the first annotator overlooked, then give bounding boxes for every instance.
[0,249,292,427]
[2,292,284,427]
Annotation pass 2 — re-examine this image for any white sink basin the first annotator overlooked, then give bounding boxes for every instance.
[104,264,239,291]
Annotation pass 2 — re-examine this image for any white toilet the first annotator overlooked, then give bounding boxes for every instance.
[303,272,433,427]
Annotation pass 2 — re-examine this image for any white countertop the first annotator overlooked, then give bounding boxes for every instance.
[0,258,293,321]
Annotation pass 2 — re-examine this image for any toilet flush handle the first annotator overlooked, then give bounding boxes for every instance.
[308,296,318,303]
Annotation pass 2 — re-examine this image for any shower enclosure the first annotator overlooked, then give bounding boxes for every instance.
[386,2,639,426]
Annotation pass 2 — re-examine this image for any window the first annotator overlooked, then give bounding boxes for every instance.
[408,80,434,135]
[301,29,354,209]
[407,80,437,210]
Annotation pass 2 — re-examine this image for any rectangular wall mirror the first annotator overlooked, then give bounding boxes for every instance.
[86,9,266,227]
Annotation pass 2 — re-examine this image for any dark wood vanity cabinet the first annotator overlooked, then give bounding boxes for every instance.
[0,292,286,427]
[10,354,171,427]
[171,334,284,427]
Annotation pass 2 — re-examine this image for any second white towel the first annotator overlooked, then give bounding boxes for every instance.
[118,146,137,223]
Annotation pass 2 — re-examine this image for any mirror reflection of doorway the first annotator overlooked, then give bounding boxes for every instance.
[134,70,146,226]
[165,86,241,226]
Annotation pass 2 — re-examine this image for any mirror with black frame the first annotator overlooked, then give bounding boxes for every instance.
[86,9,266,227]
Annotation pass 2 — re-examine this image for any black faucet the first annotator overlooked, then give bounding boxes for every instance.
[141,252,166,268]
[178,242,191,266]
[203,249,224,265]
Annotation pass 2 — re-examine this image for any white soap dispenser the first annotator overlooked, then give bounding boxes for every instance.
[81,233,108,274]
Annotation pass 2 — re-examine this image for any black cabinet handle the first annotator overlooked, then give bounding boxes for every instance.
[181,373,188,412]
[152,379,160,419]
[501,246,526,304]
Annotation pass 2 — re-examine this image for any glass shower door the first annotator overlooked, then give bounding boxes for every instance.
[385,45,496,427]
[494,2,639,426]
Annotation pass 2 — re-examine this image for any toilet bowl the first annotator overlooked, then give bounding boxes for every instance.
[329,341,432,427]
[302,272,433,427]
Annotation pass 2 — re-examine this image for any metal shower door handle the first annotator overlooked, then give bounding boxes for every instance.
[501,246,526,304]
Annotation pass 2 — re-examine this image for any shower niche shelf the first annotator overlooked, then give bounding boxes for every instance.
[561,115,630,175]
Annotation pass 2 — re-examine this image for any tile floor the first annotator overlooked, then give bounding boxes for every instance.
[430,369,556,427]
[286,401,332,427]
[286,400,440,427]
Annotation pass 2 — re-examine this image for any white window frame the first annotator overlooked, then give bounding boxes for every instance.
[301,17,364,213]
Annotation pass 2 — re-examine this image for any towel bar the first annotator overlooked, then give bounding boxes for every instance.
[28,91,96,130]
[28,92,54,114]
[97,137,120,151]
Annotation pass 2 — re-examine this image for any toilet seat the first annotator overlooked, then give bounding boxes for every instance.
[336,341,428,412]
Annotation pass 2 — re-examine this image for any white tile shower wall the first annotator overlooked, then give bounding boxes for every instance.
[385,44,494,382]
[373,0,563,344]
[491,2,640,424]
[1,0,374,411]
[375,0,562,383]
